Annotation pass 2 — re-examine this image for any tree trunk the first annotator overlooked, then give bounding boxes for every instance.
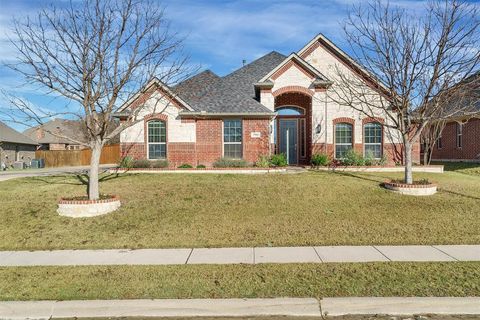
[88,141,102,200]
[404,139,413,184]
[423,144,429,166]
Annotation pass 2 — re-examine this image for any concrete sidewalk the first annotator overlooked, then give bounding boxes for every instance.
[0,245,479,266]
[1,297,480,318]
[0,164,115,182]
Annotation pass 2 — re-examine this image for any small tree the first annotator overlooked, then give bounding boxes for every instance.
[2,0,190,199]
[330,0,479,184]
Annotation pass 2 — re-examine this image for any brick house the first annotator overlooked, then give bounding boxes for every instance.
[430,73,480,163]
[430,117,480,162]
[117,34,414,167]
[24,119,88,151]
[0,121,38,169]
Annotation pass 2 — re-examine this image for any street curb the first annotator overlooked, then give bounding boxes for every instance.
[0,298,321,319]
[321,297,480,315]
[2,297,480,319]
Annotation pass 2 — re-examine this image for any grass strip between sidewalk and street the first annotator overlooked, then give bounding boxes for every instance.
[0,262,479,301]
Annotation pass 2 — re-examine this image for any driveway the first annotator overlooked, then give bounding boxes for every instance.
[0,164,116,182]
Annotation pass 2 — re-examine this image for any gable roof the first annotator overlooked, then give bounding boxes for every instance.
[298,33,390,93]
[0,121,38,145]
[223,51,286,97]
[175,70,272,114]
[118,77,195,112]
[259,52,329,83]
[23,119,88,145]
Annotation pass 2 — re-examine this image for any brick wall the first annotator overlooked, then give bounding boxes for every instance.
[168,143,196,167]
[121,143,145,160]
[195,119,223,166]
[243,119,270,163]
[120,117,271,167]
[311,142,418,165]
[431,119,480,161]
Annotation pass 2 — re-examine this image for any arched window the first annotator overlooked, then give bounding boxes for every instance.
[147,120,166,159]
[364,122,382,158]
[335,123,353,158]
[276,106,305,116]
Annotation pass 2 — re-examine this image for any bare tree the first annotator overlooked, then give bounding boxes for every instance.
[330,0,479,184]
[2,0,190,199]
[421,119,446,165]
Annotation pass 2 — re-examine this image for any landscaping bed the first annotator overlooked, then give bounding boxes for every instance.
[111,167,287,174]
[0,262,479,300]
[57,194,121,217]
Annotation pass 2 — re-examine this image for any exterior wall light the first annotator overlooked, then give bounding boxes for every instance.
[315,124,322,134]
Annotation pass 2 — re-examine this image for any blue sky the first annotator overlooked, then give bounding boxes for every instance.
[0,0,441,129]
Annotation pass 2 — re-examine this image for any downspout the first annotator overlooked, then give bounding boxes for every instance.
[324,91,328,153]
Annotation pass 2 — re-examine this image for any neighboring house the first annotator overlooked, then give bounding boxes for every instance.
[23,119,88,151]
[431,73,480,163]
[0,121,38,168]
[117,34,414,166]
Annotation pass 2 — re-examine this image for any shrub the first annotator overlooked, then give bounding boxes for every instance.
[390,178,431,185]
[196,164,206,169]
[119,156,134,168]
[378,154,388,166]
[311,153,330,167]
[178,163,193,168]
[255,155,271,168]
[270,153,288,167]
[151,160,169,168]
[364,151,375,166]
[213,158,248,168]
[341,149,365,166]
[132,159,152,168]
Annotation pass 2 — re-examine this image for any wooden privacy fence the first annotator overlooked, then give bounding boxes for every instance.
[35,144,120,167]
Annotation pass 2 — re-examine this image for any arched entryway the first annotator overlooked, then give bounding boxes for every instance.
[274,92,312,165]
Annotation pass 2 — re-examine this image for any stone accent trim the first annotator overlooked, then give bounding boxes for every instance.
[362,117,385,124]
[272,86,314,98]
[129,85,185,111]
[271,60,316,81]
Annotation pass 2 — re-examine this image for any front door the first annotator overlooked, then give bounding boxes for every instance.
[279,119,298,164]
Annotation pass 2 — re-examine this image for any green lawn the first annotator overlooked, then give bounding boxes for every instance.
[1,262,479,300]
[0,164,479,250]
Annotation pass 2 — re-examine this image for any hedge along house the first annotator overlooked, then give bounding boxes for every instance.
[117,34,413,167]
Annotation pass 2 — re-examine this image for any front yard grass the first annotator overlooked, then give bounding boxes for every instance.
[1,262,479,300]
[0,166,479,250]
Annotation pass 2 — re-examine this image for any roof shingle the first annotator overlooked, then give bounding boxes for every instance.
[171,51,286,114]
[0,122,38,145]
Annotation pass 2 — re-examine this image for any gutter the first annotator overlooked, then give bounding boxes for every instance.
[179,111,276,119]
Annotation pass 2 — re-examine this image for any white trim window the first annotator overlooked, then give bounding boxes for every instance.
[335,123,353,158]
[456,122,463,148]
[147,120,166,159]
[364,122,382,158]
[223,119,242,159]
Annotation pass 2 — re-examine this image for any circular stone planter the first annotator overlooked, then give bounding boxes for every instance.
[57,195,121,217]
[383,181,437,196]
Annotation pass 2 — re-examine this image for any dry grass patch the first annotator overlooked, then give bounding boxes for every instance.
[0,169,479,250]
[0,262,479,300]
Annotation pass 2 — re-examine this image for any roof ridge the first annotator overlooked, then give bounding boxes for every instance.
[223,51,287,79]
